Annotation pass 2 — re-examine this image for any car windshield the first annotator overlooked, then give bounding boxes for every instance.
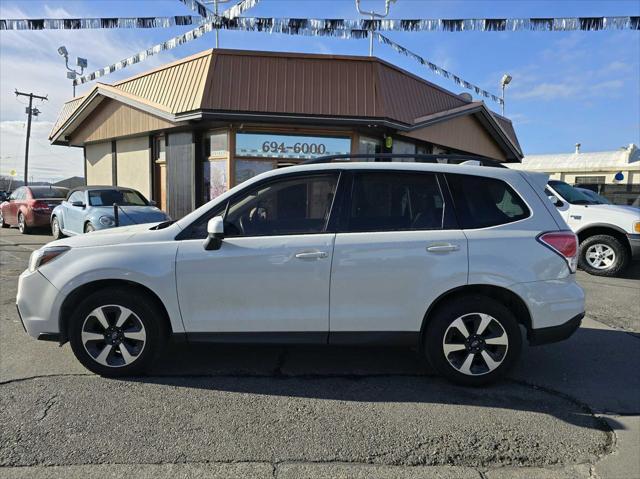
[88,189,147,207]
[548,180,596,205]
[31,187,68,199]
[577,188,612,205]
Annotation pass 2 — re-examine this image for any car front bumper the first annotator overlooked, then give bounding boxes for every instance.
[16,269,64,340]
[627,234,640,259]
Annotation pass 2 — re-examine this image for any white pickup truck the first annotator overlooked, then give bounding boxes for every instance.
[545,180,640,276]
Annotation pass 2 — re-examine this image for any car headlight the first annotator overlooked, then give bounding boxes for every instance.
[28,246,70,273]
[99,216,115,226]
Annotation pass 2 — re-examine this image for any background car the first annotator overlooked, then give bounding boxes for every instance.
[50,186,170,238]
[0,186,69,234]
[574,187,612,205]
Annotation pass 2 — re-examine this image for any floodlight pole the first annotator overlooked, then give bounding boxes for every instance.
[500,74,512,116]
[58,47,87,96]
[205,0,232,48]
[15,90,48,186]
[355,0,396,56]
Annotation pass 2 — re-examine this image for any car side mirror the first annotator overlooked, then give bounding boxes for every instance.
[71,201,85,208]
[204,216,224,251]
[148,200,157,206]
[548,195,563,207]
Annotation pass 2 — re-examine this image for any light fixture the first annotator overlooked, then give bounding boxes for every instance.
[57,45,68,57]
[500,74,513,115]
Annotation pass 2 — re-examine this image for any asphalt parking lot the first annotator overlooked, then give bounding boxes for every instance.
[0,227,638,479]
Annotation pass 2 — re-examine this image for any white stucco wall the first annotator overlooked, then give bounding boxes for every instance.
[116,136,151,199]
[85,141,113,186]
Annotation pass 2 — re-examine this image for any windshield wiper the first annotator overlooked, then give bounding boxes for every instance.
[150,220,175,230]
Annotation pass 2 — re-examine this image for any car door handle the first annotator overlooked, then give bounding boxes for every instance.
[295,251,328,260]
[426,243,460,253]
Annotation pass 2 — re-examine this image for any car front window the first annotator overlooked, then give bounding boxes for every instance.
[185,173,339,239]
[88,190,147,207]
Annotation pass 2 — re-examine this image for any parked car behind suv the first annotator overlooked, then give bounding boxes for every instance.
[50,186,170,238]
[17,158,584,385]
[0,186,69,233]
[546,180,640,277]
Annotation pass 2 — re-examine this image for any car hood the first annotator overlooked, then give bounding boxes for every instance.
[93,205,169,224]
[574,204,640,232]
[48,222,164,248]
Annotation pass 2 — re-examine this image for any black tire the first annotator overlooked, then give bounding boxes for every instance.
[68,287,168,377]
[0,210,8,228]
[578,234,629,277]
[51,216,65,239]
[84,222,95,233]
[424,295,522,386]
[17,212,30,234]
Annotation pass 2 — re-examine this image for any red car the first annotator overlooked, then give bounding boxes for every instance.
[0,186,69,234]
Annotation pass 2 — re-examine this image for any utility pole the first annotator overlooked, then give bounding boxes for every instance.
[15,90,47,185]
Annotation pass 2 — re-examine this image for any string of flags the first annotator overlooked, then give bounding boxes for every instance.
[2,15,639,31]
[375,33,503,105]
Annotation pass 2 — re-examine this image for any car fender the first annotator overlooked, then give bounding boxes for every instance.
[51,205,65,228]
[38,241,185,334]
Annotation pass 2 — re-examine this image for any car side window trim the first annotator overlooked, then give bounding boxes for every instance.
[176,170,345,241]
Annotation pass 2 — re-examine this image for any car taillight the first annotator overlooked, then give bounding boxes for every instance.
[32,201,50,211]
[537,231,578,273]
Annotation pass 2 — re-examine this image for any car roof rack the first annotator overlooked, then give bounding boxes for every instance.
[301,153,507,168]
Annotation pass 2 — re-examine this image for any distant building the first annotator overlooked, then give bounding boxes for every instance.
[49,48,522,219]
[508,144,639,205]
[509,143,639,186]
[54,176,85,189]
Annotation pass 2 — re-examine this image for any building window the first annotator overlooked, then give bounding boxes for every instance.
[392,138,416,160]
[575,176,606,184]
[236,133,351,161]
[209,131,228,158]
[358,136,382,155]
[202,130,230,203]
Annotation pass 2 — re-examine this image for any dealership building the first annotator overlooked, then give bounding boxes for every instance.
[49,48,522,219]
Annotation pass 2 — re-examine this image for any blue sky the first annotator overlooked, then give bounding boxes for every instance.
[1,0,639,181]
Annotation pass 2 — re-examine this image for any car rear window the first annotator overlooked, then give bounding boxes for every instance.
[31,187,68,199]
[446,174,529,229]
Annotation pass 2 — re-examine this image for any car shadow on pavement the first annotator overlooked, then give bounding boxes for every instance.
[123,326,639,432]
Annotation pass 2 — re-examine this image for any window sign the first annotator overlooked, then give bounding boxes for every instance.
[236,133,351,160]
[235,159,276,184]
[203,159,228,202]
[209,131,228,158]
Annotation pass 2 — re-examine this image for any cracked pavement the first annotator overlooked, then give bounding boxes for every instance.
[1,228,638,478]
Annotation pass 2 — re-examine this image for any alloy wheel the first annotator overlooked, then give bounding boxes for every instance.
[442,312,509,376]
[81,305,146,368]
[52,218,59,237]
[585,243,616,270]
[18,214,25,233]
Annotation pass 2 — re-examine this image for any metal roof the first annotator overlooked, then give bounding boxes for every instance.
[509,144,639,172]
[50,49,521,158]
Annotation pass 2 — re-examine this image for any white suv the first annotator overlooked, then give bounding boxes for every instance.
[17,160,585,385]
